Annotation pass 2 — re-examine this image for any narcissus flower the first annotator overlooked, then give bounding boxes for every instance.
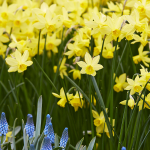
[120,95,135,109]
[125,75,144,95]
[69,69,81,80]
[77,52,103,76]
[92,109,108,134]
[5,50,33,73]
[113,73,128,92]
[138,93,150,111]
[69,92,83,112]
[52,87,73,107]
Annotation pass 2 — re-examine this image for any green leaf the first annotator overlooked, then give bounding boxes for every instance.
[65,138,70,150]
[81,146,87,150]
[25,78,39,97]
[35,96,42,142]
[53,147,64,150]
[87,137,96,150]
[91,76,114,141]
[55,134,59,148]
[12,118,17,150]
[34,58,58,93]
[35,132,45,150]
[75,137,84,150]
[23,128,28,150]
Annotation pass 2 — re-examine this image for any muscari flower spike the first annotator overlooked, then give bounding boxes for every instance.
[41,137,52,150]
[29,144,35,150]
[0,112,8,136]
[47,123,55,144]
[25,114,35,138]
[44,114,51,135]
[121,147,126,150]
[60,128,68,149]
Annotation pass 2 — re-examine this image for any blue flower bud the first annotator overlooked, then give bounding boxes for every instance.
[60,128,68,149]
[47,123,55,144]
[41,137,52,150]
[121,147,126,150]
[0,112,8,136]
[25,114,35,138]
[44,114,51,135]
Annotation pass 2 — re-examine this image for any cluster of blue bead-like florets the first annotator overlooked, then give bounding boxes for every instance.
[0,112,8,136]
[24,113,68,150]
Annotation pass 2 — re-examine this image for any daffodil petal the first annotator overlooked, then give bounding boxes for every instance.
[6,57,18,66]
[22,50,29,62]
[85,52,92,64]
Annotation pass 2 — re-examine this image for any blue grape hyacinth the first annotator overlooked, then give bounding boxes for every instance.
[41,137,52,150]
[25,114,35,138]
[44,114,51,135]
[60,128,68,149]
[0,112,8,136]
[47,123,55,144]
[121,147,126,150]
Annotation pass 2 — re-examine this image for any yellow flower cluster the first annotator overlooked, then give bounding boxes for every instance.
[52,87,84,112]
[120,65,150,111]
[92,109,115,138]
[0,0,149,75]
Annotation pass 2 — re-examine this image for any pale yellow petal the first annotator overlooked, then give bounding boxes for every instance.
[92,55,100,65]
[119,73,126,83]
[85,52,92,64]
[92,110,99,118]
[93,64,103,71]
[52,93,61,98]
[15,50,21,62]
[22,50,29,62]
[77,61,87,68]
[24,61,33,66]
[8,66,18,72]
[6,57,18,66]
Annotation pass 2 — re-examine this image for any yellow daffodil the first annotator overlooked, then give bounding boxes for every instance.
[138,93,150,111]
[69,69,81,80]
[77,52,103,76]
[53,58,68,79]
[113,73,128,92]
[133,44,150,67]
[92,109,108,134]
[6,131,12,142]
[104,118,115,138]
[120,95,136,109]
[125,75,144,95]
[52,87,73,107]
[46,33,61,53]
[65,40,83,59]
[5,50,33,73]
[69,92,83,112]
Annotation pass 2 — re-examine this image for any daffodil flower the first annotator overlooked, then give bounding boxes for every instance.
[52,87,73,107]
[77,52,103,76]
[5,50,33,73]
